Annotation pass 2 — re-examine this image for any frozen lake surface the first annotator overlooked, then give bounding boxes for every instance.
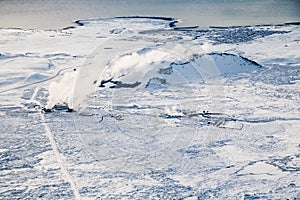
[0,17,300,199]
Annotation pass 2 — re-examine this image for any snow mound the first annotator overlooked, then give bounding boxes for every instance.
[205,53,262,74]
[100,51,262,89]
[71,45,262,110]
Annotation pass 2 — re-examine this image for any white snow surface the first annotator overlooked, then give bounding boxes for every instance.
[0,17,300,199]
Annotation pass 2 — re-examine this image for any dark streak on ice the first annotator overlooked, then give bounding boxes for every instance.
[99,78,141,88]
[75,16,178,29]
[238,117,300,123]
[115,16,174,21]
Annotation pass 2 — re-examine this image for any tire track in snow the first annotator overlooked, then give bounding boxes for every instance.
[31,87,81,199]
[40,113,81,199]
[0,66,76,94]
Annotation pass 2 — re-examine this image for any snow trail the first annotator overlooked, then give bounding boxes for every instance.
[31,86,81,199]
[0,66,76,94]
[40,112,81,199]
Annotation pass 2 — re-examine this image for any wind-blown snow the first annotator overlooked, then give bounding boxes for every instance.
[46,70,77,109]
[0,17,299,199]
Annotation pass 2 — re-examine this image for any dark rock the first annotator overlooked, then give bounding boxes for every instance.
[42,108,52,113]
[66,108,75,112]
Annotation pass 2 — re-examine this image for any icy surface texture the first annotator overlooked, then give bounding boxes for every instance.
[0,17,300,199]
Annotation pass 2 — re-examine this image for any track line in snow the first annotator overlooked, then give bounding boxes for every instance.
[40,112,81,199]
[31,86,81,199]
[0,66,76,94]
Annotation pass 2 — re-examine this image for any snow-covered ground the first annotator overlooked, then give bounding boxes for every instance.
[0,17,299,199]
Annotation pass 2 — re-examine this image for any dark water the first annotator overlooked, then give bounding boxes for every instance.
[0,0,299,29]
